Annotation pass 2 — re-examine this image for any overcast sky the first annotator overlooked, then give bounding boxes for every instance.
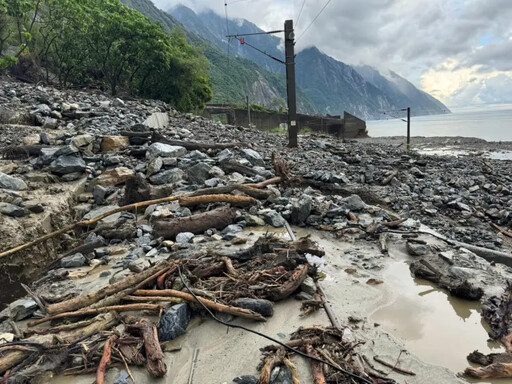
[152,0,512,107]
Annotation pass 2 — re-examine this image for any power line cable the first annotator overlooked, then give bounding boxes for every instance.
[296,0,332,42]
[177,265,373,384]
[233,36,285,64]
[296,0,306,28]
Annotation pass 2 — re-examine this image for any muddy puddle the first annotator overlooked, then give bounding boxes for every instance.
[371,261,512,384]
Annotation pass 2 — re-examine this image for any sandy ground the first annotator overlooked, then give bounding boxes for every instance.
[45,227,482,384]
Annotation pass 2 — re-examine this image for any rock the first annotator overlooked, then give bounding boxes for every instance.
[233,376,259,384]
[245,214,265,226]
[92,167,135,187]
[406,241,430,256]
[9,299,37,321]
[144,112,169,129]
[231,298,274,317]
[204,178,219,187]
[176,232,195,244]
[186,162,212,184]
[0,172,27,191]
[49,156,86,175]
[260,209,286,227]
[93,185,108,205]
[113,370,133,384]
[218,149,233,163]
[102,136,130,152]
[61,253,87,268]
[290,195,313,225]
[341,194,366,212]
[37,147,60,165]
[209,166,225,178]
[55,144,79,157]
[146,143,186,159]
[71,134,93,147]
[83,205,121,224]
[240,148,265,166]
[149,168,184,185]
[222,224,243,240]
[147,156,163,176]
[26,202,44,213]
[300,276,317,296]
[158,303,191,342]
[0,203,26,217]
[128,258,150,273]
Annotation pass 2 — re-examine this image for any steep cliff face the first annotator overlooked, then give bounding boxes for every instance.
[170,5,450,119]
[120,0,317,114]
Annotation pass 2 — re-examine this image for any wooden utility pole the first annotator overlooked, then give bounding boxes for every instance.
[407,107,411,151]
[284,19,298,148]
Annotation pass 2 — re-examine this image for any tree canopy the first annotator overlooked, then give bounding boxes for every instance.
[0,0,212,111]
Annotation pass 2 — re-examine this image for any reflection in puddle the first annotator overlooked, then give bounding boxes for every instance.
[371,262,511,383]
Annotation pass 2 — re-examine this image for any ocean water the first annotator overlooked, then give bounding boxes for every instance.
[367,104,512,141]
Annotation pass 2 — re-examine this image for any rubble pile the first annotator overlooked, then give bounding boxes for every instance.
[0,79,511,383]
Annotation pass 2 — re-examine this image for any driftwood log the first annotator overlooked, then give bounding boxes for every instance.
[154,206,237,239]
[465,363,512,379]
[153,132,243,151]
[220,160,261,177]
[97,335,117,384]
[46,261,172,314]
[127,319,167,377]
[0,312,118,374]
[266,264,309,301]
[134,289,266,321]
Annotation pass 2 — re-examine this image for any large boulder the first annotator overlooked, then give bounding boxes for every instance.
[158,303,191,342]
[146,143,186,159]
[0,172,27,191]
[149,168,184,185]
[49,156,86,175]
[186,162,212,185]
[240,148,265,167]
[290,195,313,225]
[0,203,26,217]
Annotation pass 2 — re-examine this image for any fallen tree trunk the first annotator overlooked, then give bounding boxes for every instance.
[29,304,161,326]
[265,264,309,301]
[46,261,171,314]
[0,312,118,374]
[178,195,257,208]
[153,132,242,151]
[220,160,261,177]
[187,184,272,200]
[154,206,237,240]
[465,363,512,379]
[127,319,167,377]
[134,289,266,321]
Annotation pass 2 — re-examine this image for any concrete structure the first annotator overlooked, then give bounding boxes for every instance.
[203,105,368,139]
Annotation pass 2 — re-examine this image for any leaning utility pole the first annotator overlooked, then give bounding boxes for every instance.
[284,19,298,148]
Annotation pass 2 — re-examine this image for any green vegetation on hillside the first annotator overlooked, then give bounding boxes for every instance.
[0,0,211,111]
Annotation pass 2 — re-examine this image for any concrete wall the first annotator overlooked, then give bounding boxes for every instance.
[203,105,367,139]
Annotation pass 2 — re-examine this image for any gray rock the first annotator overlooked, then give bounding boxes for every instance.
[300,276,317,296]
[233,376,258,384]
[290,195,313,225]
[83,205,121,224]
[147,156,163,176]
[9,298,38,321]
[37,147,60,165]
[61,172,84,181]
[222,224,243,240]
[0,172,27,191]
[0,202,26,217]
[218,149,233,163]
[245,214,265,226]
[204,177,219,187]
[176,232,194,244]
[61,253,87,268]
[146,143,186,159]
[260,209,286,227]
[341,194,366,212]
[406,241,430,257]
[71,134,93,147]
[187,162,212,184]
[209,166,225,178]
[55,145,79,157]
[49,156,86,175]
[149,168,184,185]
[158,303,191,342]
[93,185,108,205]
[231,298,274,317]
[128,258,150,273]
[113,370,133,384]
[241,148,265,166]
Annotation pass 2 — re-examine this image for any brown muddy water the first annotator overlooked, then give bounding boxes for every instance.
[371,261,512,384]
